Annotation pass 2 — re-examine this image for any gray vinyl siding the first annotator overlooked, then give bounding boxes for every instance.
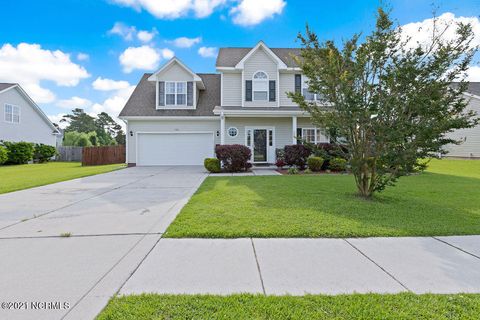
[0,88,56,146]
[279,73,296,106]
[126,120,220,164]
[224,117,297,148]
[244,48,278,107]
[222,72,242,106]
[445,96,480,158]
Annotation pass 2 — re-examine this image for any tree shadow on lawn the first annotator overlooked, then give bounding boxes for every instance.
[175,172,480,238]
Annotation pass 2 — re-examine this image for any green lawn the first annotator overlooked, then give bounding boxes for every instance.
[0,162,125,194]
[97,293,480,320]
[165,159,480,238]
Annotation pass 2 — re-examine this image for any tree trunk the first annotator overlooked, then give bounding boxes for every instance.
[354,164,374,199]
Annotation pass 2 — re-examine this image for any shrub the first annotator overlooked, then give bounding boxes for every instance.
[76,136,90,147]
[204,158,221,173]
[34,144,57,163]
[215,144,251,172]
[307,156,324,172]
[284,145,311,170]
[312,143,349,170]
[304,168,313,174]
[0,145,8,165]
[275,159,286,169]
[287,167,299,175]
[330,157,348,172]
[2,141,34,164]
[275,148,286,161]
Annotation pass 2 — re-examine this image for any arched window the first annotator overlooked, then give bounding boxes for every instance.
[253,71,268,101]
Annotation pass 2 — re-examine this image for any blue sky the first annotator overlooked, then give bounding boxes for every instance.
[0,0,479,125]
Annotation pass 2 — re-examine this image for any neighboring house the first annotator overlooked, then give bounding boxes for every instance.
[120,41,328,166]
[445,83,480,158]
[0,83,59,146]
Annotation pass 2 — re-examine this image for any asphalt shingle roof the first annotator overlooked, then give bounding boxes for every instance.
[0,83,16,91]
[216,47,301,68]
[119,73,220,117]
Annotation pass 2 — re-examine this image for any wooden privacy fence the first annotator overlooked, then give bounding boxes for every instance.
[57,146,83,162]
[82,145,125,166]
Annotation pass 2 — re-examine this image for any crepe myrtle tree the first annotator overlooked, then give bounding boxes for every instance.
[288,8,479,198]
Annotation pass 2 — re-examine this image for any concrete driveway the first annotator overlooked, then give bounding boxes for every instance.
[0,166,207,320]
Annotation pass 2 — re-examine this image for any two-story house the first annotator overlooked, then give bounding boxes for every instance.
[119,41,328,166]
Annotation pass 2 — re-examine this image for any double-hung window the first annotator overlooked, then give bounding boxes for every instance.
[253,71,268,101]
[4,104,20,124]
[165,82,187,106]
[302,128,327,144]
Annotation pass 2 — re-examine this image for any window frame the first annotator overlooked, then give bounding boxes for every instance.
[252,71,269,102]
[227,127,238,138]
[4,103,20,124]
[301,127,327,144]
[165,81,188,106]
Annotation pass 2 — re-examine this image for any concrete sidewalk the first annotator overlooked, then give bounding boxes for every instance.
[121,236,480,296]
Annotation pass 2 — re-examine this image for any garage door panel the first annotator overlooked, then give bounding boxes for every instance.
[137,133,214,166]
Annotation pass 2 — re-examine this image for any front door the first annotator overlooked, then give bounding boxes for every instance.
[253,129,267,162]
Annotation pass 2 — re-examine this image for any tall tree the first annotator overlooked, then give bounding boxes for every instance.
[61,108,97,133]
[289,8,478,198]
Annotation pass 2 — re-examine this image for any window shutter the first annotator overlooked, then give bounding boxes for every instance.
[187,81,194,106]
[245,80,252,102]
[294,74,302,94]
[296,128,302,145]
[158,81,165,106]
[269,80,276,102]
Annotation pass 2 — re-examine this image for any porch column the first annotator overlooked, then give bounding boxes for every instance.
[292,116,297,144]
[220,112,225,145]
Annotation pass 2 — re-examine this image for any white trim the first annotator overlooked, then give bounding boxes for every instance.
[220,112,225,145]
[120,116,218,121]
[252,70,269,102]
[0,84,59,133]
[292,116,297,144]
[148,57,203,83]
[135,131,215,166]
[214,109,309,117]
[155,81,159,109]
[4,103,20,124]
[124,119,129,164]
[300,127,329,144]
[220,73,224,106]
[216,67,236,71]
[235,41,288,69]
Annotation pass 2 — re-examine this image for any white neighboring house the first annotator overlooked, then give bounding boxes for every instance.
[0,83,59,146]
[445,83,480,158]
[118,41,480,166]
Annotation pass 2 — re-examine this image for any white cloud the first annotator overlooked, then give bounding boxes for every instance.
[137,29,157,43]
[160,48,175,59]
[400,12,480,50]
[110,0,226,19]
[91,85,136,124]
[198,46,217,58]
[230,0,286,26]
[77,53,89,61]
[0,43,90,103]
[108,22,137,41]
[48,113,68,129]
[92,77,131,91]
[57,96,92,109]
[119,45,161,73]
[170,36,202,48]
[465,66,480,81]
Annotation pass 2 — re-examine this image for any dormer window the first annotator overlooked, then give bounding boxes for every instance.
[253,71,268,101]
[165,81,187,106]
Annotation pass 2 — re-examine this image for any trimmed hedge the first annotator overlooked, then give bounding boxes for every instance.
[2,141,34,164]
[0,146,8,165]
[307,156,324,172]
[215,144,251,172]
[34,144,57,163]
[204,158,221,173]
[284,145,311,170]
[329,157,348,172]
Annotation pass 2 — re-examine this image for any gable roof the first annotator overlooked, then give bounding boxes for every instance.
[234,41,288,69]
[216,47,301,68]
[147,57,205,89]
[119,73,220,117]
[0,83,59,133]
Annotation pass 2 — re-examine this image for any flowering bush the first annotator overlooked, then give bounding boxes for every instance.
[215,144,251,172]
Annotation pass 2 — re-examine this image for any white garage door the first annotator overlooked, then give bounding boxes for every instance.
[137,132,214,166]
